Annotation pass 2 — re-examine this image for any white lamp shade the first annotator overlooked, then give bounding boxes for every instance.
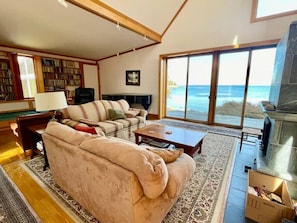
[35,91,68,112]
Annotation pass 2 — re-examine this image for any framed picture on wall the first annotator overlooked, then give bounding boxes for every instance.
[126,70,140,86]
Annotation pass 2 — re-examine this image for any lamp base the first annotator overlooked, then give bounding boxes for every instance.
[50,110,58,122]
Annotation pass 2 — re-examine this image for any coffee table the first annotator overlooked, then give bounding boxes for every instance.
[134,124,207,157]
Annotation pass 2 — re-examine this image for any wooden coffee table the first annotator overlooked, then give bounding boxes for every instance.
[134,124,207,157]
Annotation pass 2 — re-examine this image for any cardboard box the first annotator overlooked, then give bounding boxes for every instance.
[245,171,295,223]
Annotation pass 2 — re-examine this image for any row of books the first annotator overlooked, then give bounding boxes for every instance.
[62,60,79,68]
[43,73,65,80]
[0,78,13,85]
[66,79,81,86]
[44,79,65,87]
[67,74,81,79]
[0,85,14,93]
[42,58,80,69]
[42,66,81,75]
[44,86,65,91]
[43,73,81,80]
[0,70,11,76]
[63,68,81,74]
[42,66,63,73]
[0,93,15,101]
[0,62,9,70]
[42,58,61,67]
[0,71,12,78]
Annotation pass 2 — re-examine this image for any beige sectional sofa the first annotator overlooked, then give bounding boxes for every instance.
[59,99,147,140]
[43,121,196,223]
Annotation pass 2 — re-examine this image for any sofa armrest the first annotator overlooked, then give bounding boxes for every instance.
[162,153,196,199]
[128,108,148,119]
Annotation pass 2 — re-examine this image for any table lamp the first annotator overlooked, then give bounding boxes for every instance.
[35,91,68,121]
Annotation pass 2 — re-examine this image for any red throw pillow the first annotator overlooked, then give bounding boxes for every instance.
[74,125,97,135]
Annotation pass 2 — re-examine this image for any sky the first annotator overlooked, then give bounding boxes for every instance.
[257,0,297,17]
[168,48,276,86]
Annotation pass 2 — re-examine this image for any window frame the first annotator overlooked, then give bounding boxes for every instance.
[17,55,37,99]
[251,0,297,23]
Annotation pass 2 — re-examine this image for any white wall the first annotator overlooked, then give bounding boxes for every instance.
[83,64,100,100]
[99,0,297,115]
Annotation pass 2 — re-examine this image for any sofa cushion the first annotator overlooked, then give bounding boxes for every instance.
[61,100,107,122]
[80,137,169,199]
[113,117,144,128]
[95,121,124,134]
[108,109,127,121]
[44,122,98,146]
[102,100,130,120]
[146,148,184,163]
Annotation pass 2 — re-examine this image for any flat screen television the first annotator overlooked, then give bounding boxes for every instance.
[74,87,94,105]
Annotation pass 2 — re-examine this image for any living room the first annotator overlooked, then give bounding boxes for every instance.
[1,1,297,223]
[1,1,297,118]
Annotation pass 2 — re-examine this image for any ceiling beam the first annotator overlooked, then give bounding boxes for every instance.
[67,0,162,42]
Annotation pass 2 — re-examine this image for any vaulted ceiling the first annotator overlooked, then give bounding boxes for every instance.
[0,0,186,60]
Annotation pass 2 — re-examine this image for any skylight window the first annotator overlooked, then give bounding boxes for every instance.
[251,0,297,22]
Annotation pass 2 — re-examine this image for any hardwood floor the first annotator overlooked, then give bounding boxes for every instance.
[0,130,76,223]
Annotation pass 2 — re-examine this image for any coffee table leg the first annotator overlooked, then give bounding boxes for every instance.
[197,140,203,154]
[135,133,140,144]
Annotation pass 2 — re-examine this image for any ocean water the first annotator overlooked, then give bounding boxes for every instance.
[167,85,270,112]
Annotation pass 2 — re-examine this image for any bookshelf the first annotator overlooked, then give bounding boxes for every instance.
[63,60,81,87]
[0,59,15,101]
[41,58,82,93]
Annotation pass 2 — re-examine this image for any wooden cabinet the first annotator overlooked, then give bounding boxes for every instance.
[41,57,82,92]
[0,59,15,101]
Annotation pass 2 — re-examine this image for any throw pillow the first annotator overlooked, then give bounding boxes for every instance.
[108,109,127,120]
[74,124,97,135]
[146,148,184,163]
[125,110,140,118]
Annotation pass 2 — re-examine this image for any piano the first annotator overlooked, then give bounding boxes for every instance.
[102,94,152,110]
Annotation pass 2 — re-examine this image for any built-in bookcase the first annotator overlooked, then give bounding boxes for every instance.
[63,60,81,87]
[0,59,15,101]
[42,57,82,92]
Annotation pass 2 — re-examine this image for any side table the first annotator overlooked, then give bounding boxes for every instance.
[28,124,49,171]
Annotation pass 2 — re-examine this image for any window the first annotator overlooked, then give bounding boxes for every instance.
[164,46,276,128]
[251,0,297,22]
[17,56,37,98]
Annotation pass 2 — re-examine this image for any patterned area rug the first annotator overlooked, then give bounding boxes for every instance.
[22,132,238,223]
[158,119,241,138]
[0,165,41,223]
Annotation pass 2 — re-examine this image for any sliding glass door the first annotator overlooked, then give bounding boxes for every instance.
[166,57,187,119]
[186,55,212,121]
[166,55,212,122]
[214,51,249,126]
[164,46,276,128]
[243,48,276,128]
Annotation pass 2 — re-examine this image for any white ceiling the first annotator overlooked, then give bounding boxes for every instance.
[0,0,185,61]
